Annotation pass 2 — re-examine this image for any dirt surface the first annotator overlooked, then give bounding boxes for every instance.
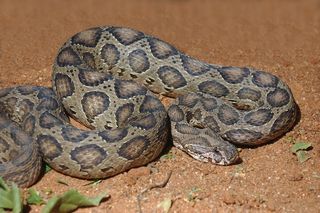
[1,0,320,212]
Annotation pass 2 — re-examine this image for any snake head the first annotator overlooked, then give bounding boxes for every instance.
[184,143,239,165]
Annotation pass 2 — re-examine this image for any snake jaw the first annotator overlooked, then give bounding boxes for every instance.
[184,143,239,165]
[202,148,239,165]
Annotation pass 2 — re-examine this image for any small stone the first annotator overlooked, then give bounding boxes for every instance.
[266,200,277,211]
[288,173,303,181]
[127,166,151,177]
[126,166,151,185]
[222,193,236,205]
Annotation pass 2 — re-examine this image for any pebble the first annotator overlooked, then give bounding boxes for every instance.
[126,167,151,185]
[222,193,236,205]
[288,173,303,181]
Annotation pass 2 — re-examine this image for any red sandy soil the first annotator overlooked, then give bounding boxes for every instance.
[0,0,319,212]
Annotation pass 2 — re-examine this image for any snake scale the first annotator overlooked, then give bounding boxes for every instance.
[0,26,297,187]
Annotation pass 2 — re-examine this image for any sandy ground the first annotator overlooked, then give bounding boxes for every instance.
[0,0,319,212]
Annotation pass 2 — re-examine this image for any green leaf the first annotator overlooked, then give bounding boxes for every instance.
[42,196,59,213]
[157,198,172,213]
[187,187,201,202]
[296,150,311,163]
[45,164,52,173]
[0,178,9,191]
[41,189,108,213]
[27,189,45,205]
[160,151,175,160]
[290,141,312,163]
[290,141,312,153]
[0,178,22,213]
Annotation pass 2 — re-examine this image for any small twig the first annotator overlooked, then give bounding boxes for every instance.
[300,128,320,133]
[137,171,172,213]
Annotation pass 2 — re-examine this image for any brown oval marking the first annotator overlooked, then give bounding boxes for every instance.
[271,107,296,132]
[22,115,36,135]
[218,104,239,125]
[204,116,220,132]
[37,135,63,161]
[37,87,55,99]
[128,49,150,73]
[157,66,187,89]
[36,97,59,111]
[118,136,149,160]
[218,67,250,84]
[252,71,279,88]
[181,55,211,76]
[56,47,82,67]
[178,93,199,107]
[224,129,263,144]
[168,105,184,122]
[200,96,218,111]
[237,87,261,101]
[81,91,110,123]
[54,73,75,99]
[98,128,128,143]
[198,80,229,98]
[114,79,147,99]
[17,86,37,95]
[148,37,178,59]
[109,27,144,45]
[83,52,96,69]
[78,69,112,86]
[100,43,120,67]
[9,125,32,146]
[70,144,107,169]
[267,88,290,107]
[130,114,156,130]
[61,126,89,142]
[71,27,102,47]
[244,109,273,126]
[175,123,200,135]
[0,88,13,98]
[39,112,63,129]
[115,103,134,127]
[139,95,165,113]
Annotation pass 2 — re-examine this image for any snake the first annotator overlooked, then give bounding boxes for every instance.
[0,26,297,187]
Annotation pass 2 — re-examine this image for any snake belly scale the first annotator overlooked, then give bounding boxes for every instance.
[0,26,297,187]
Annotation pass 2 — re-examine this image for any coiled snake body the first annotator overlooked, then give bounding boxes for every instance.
[0,26,297,187]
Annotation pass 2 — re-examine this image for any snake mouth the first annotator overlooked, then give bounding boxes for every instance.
[184,143,239,166]
[201,148,239,166]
